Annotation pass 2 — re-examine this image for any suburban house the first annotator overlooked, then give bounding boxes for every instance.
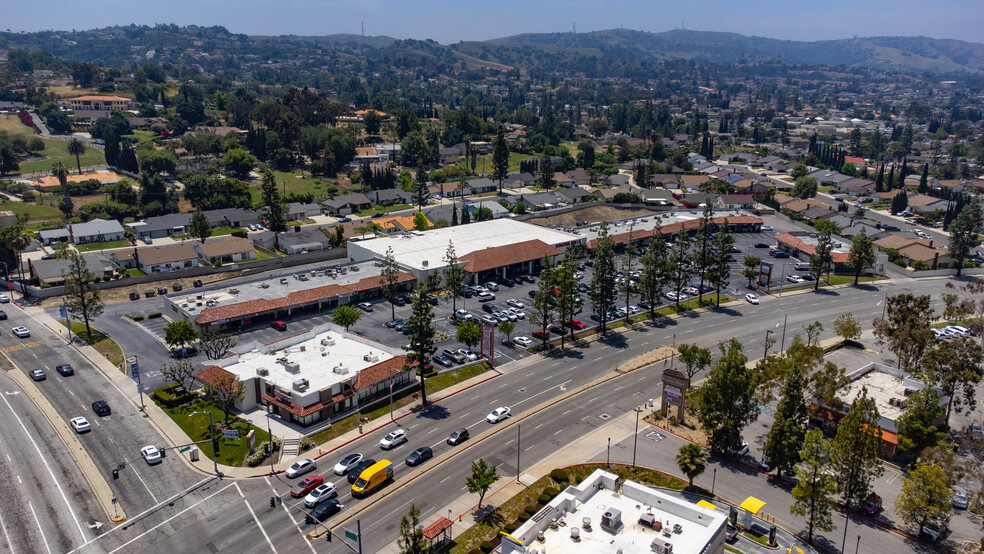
[286,202,321,221]
[274,229,333,255]
[367,189,411,205]
[465,178,497,195]
[38,228,71,246]
[638,188,677,206]
[29,253,116,285]
[321,194,372,216]
[905,194,949,213]
[552,172,576,188]
[205,208,258,229]
[195,237,256,265]
[556,187,592,204]
[463,201,510,219]
[131,244,201,273]
[439,145,464,164]
[502,171,535,189]
[772,232,852,271]
[716,194,757,210]
[874,235,950,269]
[808,170,853,187]
[68,95,132,120]
[838,178,876,196]
[69,219,126,245]
[127,213,192,239]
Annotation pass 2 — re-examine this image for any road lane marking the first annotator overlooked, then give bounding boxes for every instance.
[26,501,51,554]
[440,474,454,484]
[0,381,88,545]
[0,503,13,554]
[534,424,543,430]
[124,457,159,504]
[525,445,535,452]
[236,482,278,553]
[553,429,564,436]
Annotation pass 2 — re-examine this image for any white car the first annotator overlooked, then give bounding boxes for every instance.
[333,453,363,475]
[730,441,750,458]
[506,299,525,309]
[380,428,408,450]
[458,348,479,361]
[70,417,91,433]
[745,293,759,305]
[304,483,337,507]
[0,294,9,303]
[285,458,317,478]
[508,308,526,320]
[953,487,969,509]
[786,275,804,284]
[947,325,971,338]
[487,406,511,423]
[513,336,533,348]
[141,445,162,465]
[11,326,29,338]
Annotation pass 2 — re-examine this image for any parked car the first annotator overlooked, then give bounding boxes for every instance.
[431,353,454,368]
[508,308,526,320]
[305,499,342,523]
[55,364,74,376]
[953,487,969,509]
[444,349,467,364]
[386,318,406,329]
[380,429,408,450]
[304,483,337,507]
[405,446,433,467]
[862,493,882,515]
[448,428,470,446]
[91,400,111,416]
[730,441,750,457]
[480,315,498,326]
[333,453,364,476]
[754,243,770,248]
[171,345,199,359]
[532,330,549,340]
[357,302,373,312]
[513,336,533,348]
[477,292,495,302]
[786,275,804,284]
[484,282,499,291]
[564,318,587,330]
[745,293,759,305]
[458,348,478,361]
[487,406,511,423]
[506,299,525,309]
[291,475,325,498]
[285,459,317,478]
[70,417,90,433]
[141,445,163,465]
[270,320,287,331]
[0,294,10,303]
[0,310,7,320]
[30,368,46,381]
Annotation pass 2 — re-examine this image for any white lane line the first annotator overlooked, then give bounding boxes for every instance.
[102,482,236,554]
[613,386,625,392]
[551,361,562,367]
[264,476,315,554]
[498,382,509,389]
[0,383,88,544]
[524,445,535,452]
[125,458,159,504]
[470,394,481,401]
[553,429,564,436]
[0,503,14,554]
[543,374,554,381]
[440,474,454,484]
[26,502,51,554]
[372,498,414,529]
[114,476,215,525]
[512,380,572,408]
[534,424,544,430]
[427,428,437,434]
[503,439,514,446]
[592,356,604,362]
[562,409,572,416]
[236,482,278,553]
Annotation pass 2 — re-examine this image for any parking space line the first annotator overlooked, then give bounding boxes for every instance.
[236,482,278,553]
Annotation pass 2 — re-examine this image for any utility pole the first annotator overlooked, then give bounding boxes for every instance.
[764,329,774,359]
[779,314,787,352]
[632,406,642,467]
[516,423,521,484]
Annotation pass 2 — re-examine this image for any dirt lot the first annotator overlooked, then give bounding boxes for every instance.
[526,205,656,227]
[37,270,242,310]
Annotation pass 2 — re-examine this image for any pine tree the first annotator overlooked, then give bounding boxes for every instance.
[829,387,885,511]
[886,164,895,190]
[874,164,885,193]
[891,190,909,215]
[404,284,436,406]
[918,163,929,194]
[696,339,758,454]
[791,429,837,545]
[763,366,807,477]
[589,222,618,335]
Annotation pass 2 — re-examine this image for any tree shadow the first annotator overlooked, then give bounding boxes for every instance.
[813,288,839,296]
[711,305,742,317]
[599,333,628,349]
[855,283,879,292]
[476,505,505,528]
[415,403,451,421]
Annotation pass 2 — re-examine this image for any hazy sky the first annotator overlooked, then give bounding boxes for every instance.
[4,0,982,44]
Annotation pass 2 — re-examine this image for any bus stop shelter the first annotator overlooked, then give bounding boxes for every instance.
[422,517,453,549]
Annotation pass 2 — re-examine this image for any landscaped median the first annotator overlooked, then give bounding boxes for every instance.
[60,321,124,366]
[449,464,689,554]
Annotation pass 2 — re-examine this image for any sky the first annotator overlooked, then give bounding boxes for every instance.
[3,0,983,44]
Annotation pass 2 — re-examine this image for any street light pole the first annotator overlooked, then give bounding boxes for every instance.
[855,534,861,554]
[764,329,774,359]
[607,438,610,468]
[516,423,521,484]
[632,406,642,468]
[840,509,850,554]
[711,467,717,495]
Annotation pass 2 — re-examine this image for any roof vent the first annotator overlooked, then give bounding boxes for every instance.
[256,367,269,376]
[422,260,429,267]
[285,362,300,374]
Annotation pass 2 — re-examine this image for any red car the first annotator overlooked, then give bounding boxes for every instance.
[271,320,287,331]
[532,330,550,340]
[564,319,587,330]
[291,475,324,498]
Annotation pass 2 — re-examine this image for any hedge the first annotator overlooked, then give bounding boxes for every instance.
[550,468,569,484]
[147,312,163,319]
[151,383,195,409]
[479,542,494,553]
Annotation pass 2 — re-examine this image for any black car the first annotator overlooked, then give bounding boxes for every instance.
[30,368,46,381]
[528,290,537,299]
[55,364,74,376]
[306,499,342,523]
[482,303,498,314]
[523,275,537,283]
[347,459,376,483]
[461,286,475,298]
[405,446,433,467]
[392,296,406,307]
[92,400,111,416]
[584,260,594,267]
[0,310,7,320]
[577,283,589,293]
[427,294,439,305]
[754,243,770,248]
[339,217,352,223]
[171,346,199,359]
[499,278,514,288]
[397,294,411,305]
[448,428,470,446]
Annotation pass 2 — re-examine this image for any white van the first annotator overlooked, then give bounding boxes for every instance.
[794,262,811,271]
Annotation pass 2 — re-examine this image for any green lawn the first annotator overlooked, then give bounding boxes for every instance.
[308,363,489,446]
[356,203,410,217]
[126,269,146,277]
[0,202,63,225]
[61,321,124,367]
[247,170,334,204]
[160,401,271,466]
[19,137,106,174]
[75,239,129,252]
[470,151,534,175]
[172,227,245,240]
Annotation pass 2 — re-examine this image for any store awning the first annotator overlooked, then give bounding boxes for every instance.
[740,496,766,514]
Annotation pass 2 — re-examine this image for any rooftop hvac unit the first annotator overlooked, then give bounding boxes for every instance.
[322,337,336,346]
[888,398,897,407]
[363,352,379,363]
[292,379,309,392]
[256,367,269,376]
[898,399,908,409]
[601,508,622,533]
[650,539,672,554]
[285,362,300,374]
[903,388,914,396]
[333,364,348,375]
[300,345,306,352]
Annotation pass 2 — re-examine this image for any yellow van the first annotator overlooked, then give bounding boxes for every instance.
[351,459,393,497]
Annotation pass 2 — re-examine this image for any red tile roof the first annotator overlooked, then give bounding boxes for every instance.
[195,271,415,325]
[262,389,355,417]
[194,365,236,386]
[354,356,408,390]
[459,239,562,274]
[773,232,850,264]
[422,517,454,539]
[588,216,762,249]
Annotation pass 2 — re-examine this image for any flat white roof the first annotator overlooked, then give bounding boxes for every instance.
[222,325,400,406]
[348,219,583,271]
[504,470,726,554]
[576,209,752,243]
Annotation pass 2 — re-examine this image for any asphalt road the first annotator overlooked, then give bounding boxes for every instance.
[0,371,106,553]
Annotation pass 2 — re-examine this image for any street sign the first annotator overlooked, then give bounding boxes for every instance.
[344,529,357,541]
[221,429,239,439]
[129,358,139,380]
[178,446,191,453]
[59,306,66,319]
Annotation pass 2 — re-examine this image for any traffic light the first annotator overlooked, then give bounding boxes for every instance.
[112,469,119,480]
[325,531,331,543]
[270,496,275,508]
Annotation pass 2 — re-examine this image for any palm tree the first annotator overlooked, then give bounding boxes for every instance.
[675,443,708,489]
[51,162,69,190]
[67,138,86,174]
[1,225,34,281]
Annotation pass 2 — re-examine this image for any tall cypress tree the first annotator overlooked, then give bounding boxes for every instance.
[887,164,895,190]
[875,164,885,193]
[918,163,929,194]
[763,365,807,478]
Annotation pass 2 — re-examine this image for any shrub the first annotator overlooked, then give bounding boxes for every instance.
[524,505,536,516]
[231,230,248,239]
[132,315,145,321]
[893,258,908,268]
[503,523,517,533]
[479,541,494,553]
[299,437,314,450]
[543,487,559,499]
[517,512,530,522]
[147,312,162,319]
[469,550,483,554]
[151,383,195,408]
[550,468,569,484]
[537,493,551,504]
